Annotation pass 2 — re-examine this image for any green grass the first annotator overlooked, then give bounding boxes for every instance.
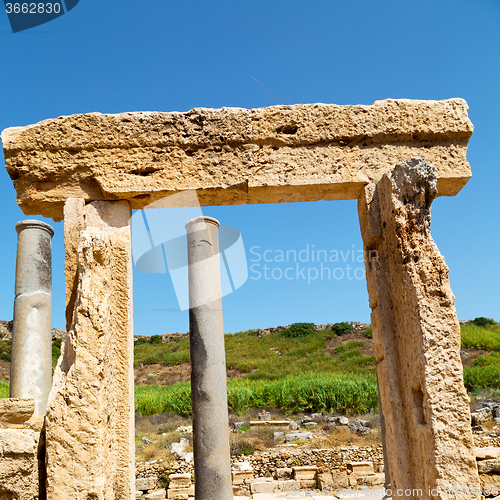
[134,337,191,367]
[0,381,9,398]
[135,373,378,417]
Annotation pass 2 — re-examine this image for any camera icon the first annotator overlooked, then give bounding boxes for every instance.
[4,0,79,33]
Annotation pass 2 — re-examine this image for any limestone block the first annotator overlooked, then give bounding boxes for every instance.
[317,470,350,489]
[285,431,312,442]
[249,480,276,494]
[274,467,293,479]
[0,428,39,500]
[167,473,191,488]
[477,448,500,460]
[472,412,490,426]
[356,474,385,486]
[358,157,480,499]
[135,491,143,500]
[144,490,166,500]
[478,459,500,474]
[480,474,500,496]
[347,461,374,475]
[299,479,317,488]
[0,398,35,428]
[276,480,299,492]
[292,465,317,480]
[232,462,253,471]
[232,471,254,485]
[249,420,289,429]
[136,477,158,491]
[45,200,134,500]
[166,485,194,499]
[1,100,472,221]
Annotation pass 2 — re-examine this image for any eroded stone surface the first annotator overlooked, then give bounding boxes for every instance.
[45,200,134,500]
[1,99,472,220]
[358,157,480,499]
[0,428,39,500]
[0,398,34,428]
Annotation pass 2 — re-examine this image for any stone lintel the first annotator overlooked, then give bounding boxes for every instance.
[358,158,479,499]
[1,99,473,221]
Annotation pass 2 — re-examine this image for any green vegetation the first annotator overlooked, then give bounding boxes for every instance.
[461,321,500,351]
[281,322,316,339]
[461,319,500,389]
[0,380,8,398]
[364,326,373,339]
[134,336,190,367]
[135,373,378,416]
[331,322,353,336]
[52,338,61,368]
[224,328,375,380]
[2,318,500,416]
[472,317,498,329]
[0,337,11,362]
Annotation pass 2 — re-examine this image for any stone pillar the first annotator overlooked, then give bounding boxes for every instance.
[358,157,480,500]
[185,216,233,500]
[10,219,54,416]
[45,200,134,500]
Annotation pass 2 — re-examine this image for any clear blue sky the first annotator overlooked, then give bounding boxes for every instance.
[0,0,498,336]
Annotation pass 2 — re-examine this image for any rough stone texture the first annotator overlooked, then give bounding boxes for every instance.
[168,473,191,488]
[358,157,480,499]
[0,398,35,428]
[292,466,318,480]
[0,428,40,500]
[476,448,500,460]
[478,459,500,474]
[45,200,134,500]
[317,470,352,489]
[1,99,472,221]
[249,480,276,494]
[136,477,158,491]
[347,461,374,474]
[144,490,167,500]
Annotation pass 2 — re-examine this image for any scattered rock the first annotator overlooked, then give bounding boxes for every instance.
[285,431,313,443]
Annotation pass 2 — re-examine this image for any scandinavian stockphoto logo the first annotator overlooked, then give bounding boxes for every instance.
[3,0,79,33]
[132,190,248,311]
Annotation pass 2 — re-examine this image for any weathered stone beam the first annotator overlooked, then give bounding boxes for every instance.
[45,200,134,500]
[1,99,473,221]
[358,157,479,499]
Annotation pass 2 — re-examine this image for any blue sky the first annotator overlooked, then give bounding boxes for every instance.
[0,0,498,335]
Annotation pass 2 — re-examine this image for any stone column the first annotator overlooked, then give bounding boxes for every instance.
[45,200,134,500]
[185,216,233,500]
[358,158,480,500]
[10,219,54,416]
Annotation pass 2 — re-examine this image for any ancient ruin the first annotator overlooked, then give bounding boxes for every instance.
[0,98,479,499]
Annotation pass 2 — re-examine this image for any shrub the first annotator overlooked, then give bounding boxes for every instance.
[331,322,353,336]
[472,317,497,328]
[135,337,151,346]
[52,337,62,368]
[364,326,373,339]
[150,335,163,345]
[282,323,316,339]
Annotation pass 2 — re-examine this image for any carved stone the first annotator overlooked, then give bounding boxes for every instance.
[358,157,480,499]
[45,200,134,500]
